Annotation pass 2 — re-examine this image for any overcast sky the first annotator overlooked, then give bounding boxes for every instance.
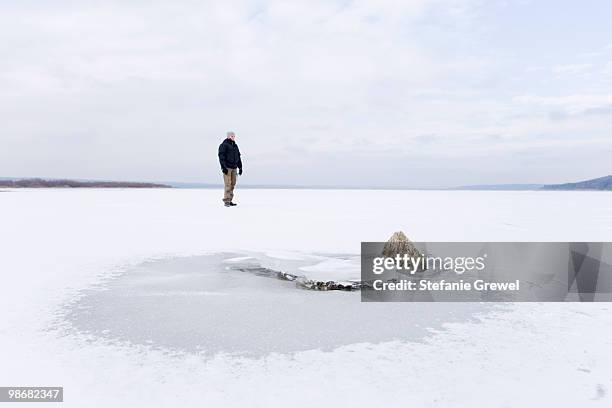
[1,0,611,187]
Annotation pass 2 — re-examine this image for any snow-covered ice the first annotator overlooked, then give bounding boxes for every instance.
[1,188,611,407]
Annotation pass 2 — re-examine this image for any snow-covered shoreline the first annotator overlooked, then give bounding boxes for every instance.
[1,188,611,407]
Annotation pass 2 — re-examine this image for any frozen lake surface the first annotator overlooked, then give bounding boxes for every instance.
[2,188,612,407]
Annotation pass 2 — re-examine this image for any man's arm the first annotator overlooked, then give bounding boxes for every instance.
[218,144,228,174]
[237,145,243,175]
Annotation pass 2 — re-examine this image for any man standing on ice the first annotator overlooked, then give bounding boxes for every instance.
[218,131,243,207]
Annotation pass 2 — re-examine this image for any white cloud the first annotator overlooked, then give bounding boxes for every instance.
[552,63,592,75]
[513,93,612,114]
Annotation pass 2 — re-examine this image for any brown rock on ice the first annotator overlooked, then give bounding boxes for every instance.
[382,231,425,271]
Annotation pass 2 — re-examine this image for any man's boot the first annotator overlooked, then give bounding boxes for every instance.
[224,202,231,207]
[229,202,237,206]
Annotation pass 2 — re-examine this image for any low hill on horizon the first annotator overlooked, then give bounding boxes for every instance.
[542,175,612,191]
[454,175,612,191]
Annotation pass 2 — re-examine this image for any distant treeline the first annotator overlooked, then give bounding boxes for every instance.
[0,178,171,188]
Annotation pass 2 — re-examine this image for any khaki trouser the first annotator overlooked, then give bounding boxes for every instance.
[223,168,238,203]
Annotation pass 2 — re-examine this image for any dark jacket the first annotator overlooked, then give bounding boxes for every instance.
[218,138,242,171]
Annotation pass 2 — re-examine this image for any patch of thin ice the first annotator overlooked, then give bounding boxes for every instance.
[222,256,255,263]
[299,257,361,281]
